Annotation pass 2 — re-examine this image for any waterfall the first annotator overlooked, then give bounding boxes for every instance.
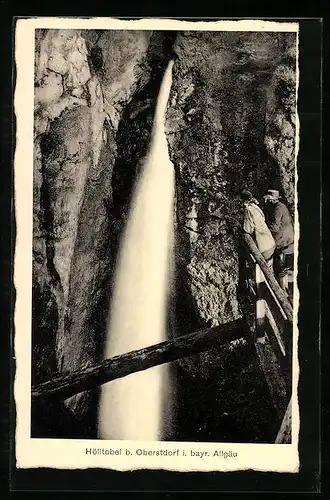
[98,60,175,441]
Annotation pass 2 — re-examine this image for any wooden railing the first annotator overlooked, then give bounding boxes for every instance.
[31,233,294,444]
[242,233,294,443]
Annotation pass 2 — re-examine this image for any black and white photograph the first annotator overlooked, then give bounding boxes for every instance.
[14,18,300,472]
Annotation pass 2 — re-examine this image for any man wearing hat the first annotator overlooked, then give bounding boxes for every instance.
[263,189,294,294]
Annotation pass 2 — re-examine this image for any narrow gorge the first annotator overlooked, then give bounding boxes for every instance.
[31,28,297,442]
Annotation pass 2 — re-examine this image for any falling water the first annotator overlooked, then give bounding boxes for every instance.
[98,61,175,440]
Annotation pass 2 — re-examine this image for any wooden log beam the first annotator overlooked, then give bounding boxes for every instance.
[32,318,246,403]
[243,233,293,323]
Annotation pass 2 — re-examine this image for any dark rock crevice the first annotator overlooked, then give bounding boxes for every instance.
[39,143,63,296]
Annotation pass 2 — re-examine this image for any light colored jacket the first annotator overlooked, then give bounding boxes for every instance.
[244,202,275,255]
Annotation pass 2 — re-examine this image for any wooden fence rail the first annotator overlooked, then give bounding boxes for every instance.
[32,318,246,403]
[31,234,294,444]
[275,397,292,444]
[243,232,294,435]
[243,233,293,323]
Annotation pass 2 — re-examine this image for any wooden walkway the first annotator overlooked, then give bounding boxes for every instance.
[31,233,294,443]
[243,233,294,443]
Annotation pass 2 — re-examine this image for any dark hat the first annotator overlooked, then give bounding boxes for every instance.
[241,189,253,200]
[264,189,281,201]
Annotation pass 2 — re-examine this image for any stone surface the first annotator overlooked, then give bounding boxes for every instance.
[167,32,297,337]
[32,29,152,431]
[264,46,298,214]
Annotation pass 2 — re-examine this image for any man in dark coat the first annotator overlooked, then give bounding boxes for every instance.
[263,189,294,295]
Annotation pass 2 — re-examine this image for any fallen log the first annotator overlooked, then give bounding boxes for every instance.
[32,318,246,403]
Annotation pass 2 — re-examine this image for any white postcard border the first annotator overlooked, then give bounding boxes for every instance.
[14,17,300,473]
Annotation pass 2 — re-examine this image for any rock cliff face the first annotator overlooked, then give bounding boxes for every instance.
[31,29,297,440]
[264,34,298,214]
[32,29,154,435]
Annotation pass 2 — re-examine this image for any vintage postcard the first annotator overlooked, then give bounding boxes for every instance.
[14,17,300,472]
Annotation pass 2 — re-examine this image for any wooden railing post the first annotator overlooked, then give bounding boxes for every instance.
[242,233,294,423]
[242,234,293,323]
[255,263,266,340]
[282,320,293,396]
